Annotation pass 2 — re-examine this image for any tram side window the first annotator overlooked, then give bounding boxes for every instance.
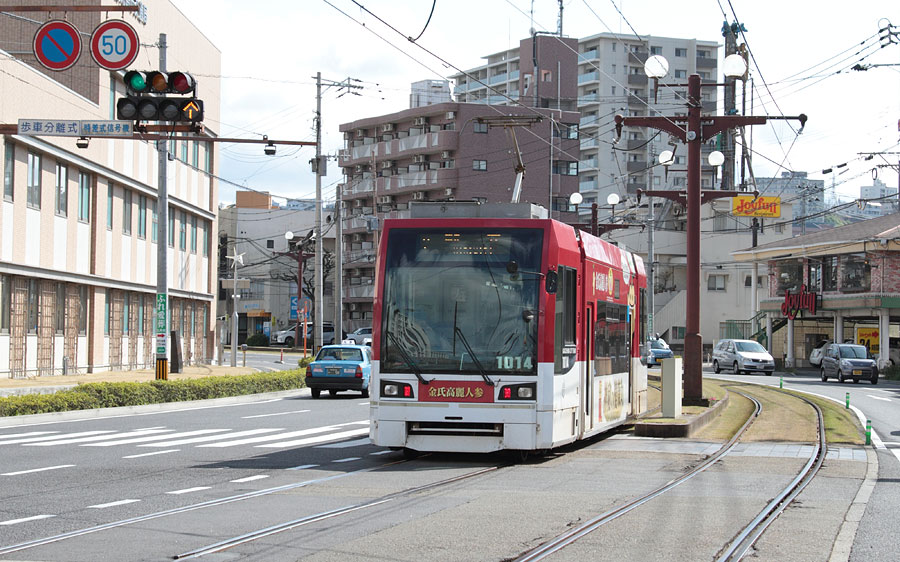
[596,301,628,374]
[639,288,647,343]
[554,266,577,373]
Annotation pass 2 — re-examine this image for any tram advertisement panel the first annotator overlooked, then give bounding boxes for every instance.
[599,372,627,423]
[419,380,494,403]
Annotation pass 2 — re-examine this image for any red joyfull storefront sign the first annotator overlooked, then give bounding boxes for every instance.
[419,380,494,403]
[781,284,818,319]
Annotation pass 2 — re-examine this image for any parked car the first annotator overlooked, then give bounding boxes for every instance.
[808,339,831,367]
[305,344,372,398]
[272,322,340,347]
[345,326,373,345]
[890,337,900,366]
[645,338,674,366]
[712,339,775,375]
[820,343,878,384]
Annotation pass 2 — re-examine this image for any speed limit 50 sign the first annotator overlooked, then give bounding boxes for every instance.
[90,20,140,71]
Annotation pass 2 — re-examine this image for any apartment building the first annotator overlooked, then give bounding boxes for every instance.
[0,1,220,375]
[338,101,580,331]
[450,32,722,209]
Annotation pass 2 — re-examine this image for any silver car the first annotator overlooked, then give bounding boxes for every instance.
[820,343,878,384]
[712,339,775,375]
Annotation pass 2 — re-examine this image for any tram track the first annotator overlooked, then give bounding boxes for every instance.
[511,385,827,561]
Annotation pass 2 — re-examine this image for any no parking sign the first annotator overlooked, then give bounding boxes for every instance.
[33,20,82,71]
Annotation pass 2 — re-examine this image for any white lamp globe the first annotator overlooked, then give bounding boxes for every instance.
[644,55,669,79]
[569,192,583,205]
[658,150,674,165]
[607,193,620,206]
[284,231,294,240]
[723,54,747,78]
[708,151,725,167]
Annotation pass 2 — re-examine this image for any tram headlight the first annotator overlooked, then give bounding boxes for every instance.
[384,384,399,396]
[498,383,536,401]
[380,380,414,399]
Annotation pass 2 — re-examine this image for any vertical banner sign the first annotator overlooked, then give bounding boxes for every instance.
[156,293,168,355]
[90,20,140,71]
[33,20,82,71]
[856,327,880,355]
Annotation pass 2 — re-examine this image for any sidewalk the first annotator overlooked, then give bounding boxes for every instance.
[0,364,258,397]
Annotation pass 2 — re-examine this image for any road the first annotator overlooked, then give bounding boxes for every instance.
[220,349,314,372]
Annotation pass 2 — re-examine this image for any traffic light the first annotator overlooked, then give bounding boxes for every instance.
[117,70,203,123]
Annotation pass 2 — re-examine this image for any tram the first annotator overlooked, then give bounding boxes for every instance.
[369,203,649,454]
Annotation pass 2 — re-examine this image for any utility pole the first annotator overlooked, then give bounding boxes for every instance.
[314,72,324,353]
[227,249,243,367]
[721,21,744,191]
[155,33,169,380]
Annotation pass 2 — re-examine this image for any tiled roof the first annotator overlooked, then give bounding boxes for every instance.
[741,212,900,253]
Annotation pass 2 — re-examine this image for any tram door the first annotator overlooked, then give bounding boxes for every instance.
[582,302,594,434]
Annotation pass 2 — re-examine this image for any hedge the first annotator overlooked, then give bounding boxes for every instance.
[0,369,307,417]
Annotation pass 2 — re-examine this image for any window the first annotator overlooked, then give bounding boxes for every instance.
[611,85,617,96]
[473,121,488,133]
[472,159,487,171]
[190,215,197,253]
[123,189,132,235]
[104,290,109,335]
[180,141,188,162]
[27,279,39,334]
[137,294,144,332]
[675,48,687,57]
[776,261,802,296]
[650,46,663,55]
[78,172,91,222]
[707,274,726,291]
[78,285,87,335]
[123,291,129,334]
[202,221,208,257]
[56,283,66,333]
[0,275,9,333]
[552,161,578,176]
[611,42,616,52]
[137,195,147,239]
[808,261,822,291]
[179,211,187,250]
[674,69,687,78]
[55,162,67,216]
[698,49,710,58]
[168,212,175,247]
[823,256,838,291]
[554,266,577,374]
[672,326,686,339]
[266,239,274,249]
[554,124,578,139]
[204,143,211,173]
[841,254,871,292]
[107,183,114,229]
[152,202,158,243]
[26,152,41,208]
[169,139,176,159]
[192,142,199,167]
[3,142,13,201]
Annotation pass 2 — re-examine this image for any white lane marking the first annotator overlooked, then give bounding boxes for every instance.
[2,464,75,476]
[166,487,211,495]
[0,431,113,446]
[230,475,270,483]
[241,410,310,419]
[122,449,180,459]
[866,395,891,402]
[139,428,284,447]
[257,428,370,449]
[0,431,57,439]
[333,457,361,463]
[88,499,141,509]
[85,429,230,447]
[370,450,393,455]
[25,429,172,446]
[0,514,56,526]
[286,464,319,470]
[195,421,366,448]
[317,437,370,448]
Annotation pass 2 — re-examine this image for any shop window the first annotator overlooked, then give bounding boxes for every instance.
[807,261,821,291]
[822,256,838,291]
[841,254,871,292]
[776,261,802,296]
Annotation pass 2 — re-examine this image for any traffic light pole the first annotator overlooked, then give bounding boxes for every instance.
[155,32,169,381]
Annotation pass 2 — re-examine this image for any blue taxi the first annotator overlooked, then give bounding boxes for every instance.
[305,345,372,398]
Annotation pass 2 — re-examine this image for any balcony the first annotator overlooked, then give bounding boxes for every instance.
[580,138,599,150]
[696,56,717,69]
[626,160,648,173]
[627,93,648,106]
[627,49,649,65]
[488,72,508,85]
[342,130,459,167]
[578,71,600,84]
[626,139,648,151]
[627,73,648,86]
[344,284,375,300]
[579,178,599,192]
[580,115,599,129]
[578,50,598,64]
[578,93,600,107]
[579,158,598,171]
[381,167,458,193]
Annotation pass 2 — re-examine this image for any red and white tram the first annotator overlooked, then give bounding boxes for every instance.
[369,204,649,454]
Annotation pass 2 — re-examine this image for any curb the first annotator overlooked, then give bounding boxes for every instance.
[633,392,730,438]
[828,446,878,562]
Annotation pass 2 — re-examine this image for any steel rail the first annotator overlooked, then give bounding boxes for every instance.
[0,458,408,556]
[512,390,762,562]
[174,463,507,559]
[715,392,827,561]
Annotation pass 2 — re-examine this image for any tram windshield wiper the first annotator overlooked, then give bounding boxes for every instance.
[387,331,430,385]
[454,326,495,386]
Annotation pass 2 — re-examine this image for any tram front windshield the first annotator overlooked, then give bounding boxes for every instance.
[382,228,543,376]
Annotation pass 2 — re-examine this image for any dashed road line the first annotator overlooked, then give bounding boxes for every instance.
[230,475,270,483]
[0,514,56,526]
[241,410,310,419]
[122,449,180,459]
[88,499,141,509]
[0,431,112,446]
[866,394,891,402]
[167,487,212,495]
[2,464,75,476]
[25,429,171,446]
[139,428,284,447]
[333,457,361,463]
[286,464,319,470]
[256,428,369,449]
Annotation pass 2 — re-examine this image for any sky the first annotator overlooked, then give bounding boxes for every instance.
[168,0,900,207]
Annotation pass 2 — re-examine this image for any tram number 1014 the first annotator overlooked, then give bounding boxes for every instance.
[495,356,533,370]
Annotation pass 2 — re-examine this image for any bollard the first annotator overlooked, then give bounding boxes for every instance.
[779,376,783,389]
[865,419,871,446]
[241,344,248,368]
[845,392,850,409]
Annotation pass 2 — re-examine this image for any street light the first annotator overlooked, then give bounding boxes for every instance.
[282,230,315,352]
[607,192,620,222]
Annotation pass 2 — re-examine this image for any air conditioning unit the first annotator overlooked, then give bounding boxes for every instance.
[349,303,358,311]
[378,195,393,204]
[414,117,427,126]
[445,111,456,120]
[444,188,454,197]
[381,123,394,132]
[354,165,364,173]
[380,160,393,169]
[413,191,426,200]
[441,151,451,159]
[413,155,427,164]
